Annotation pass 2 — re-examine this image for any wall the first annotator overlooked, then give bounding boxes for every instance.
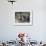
[0,0,46,42]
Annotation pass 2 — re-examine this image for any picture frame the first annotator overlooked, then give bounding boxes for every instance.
[9,10,33,26]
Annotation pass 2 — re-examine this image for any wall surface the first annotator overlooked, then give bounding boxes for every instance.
[0,0,46,41]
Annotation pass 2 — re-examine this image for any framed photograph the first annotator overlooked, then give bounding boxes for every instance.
[9,10,33,26]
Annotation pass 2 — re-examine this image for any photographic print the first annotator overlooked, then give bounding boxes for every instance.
[15,10,33,26]
[15,12,30,23]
